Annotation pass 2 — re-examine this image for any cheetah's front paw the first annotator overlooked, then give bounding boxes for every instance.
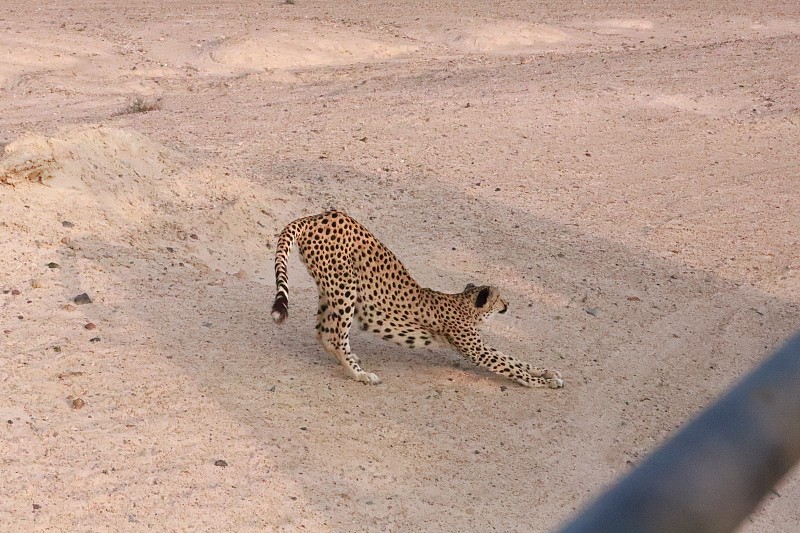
[542,369,561,379]
[515,368,564,388]
[542,369,564,388]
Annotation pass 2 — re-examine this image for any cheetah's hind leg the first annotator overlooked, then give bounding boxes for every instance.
[317,334,380,385]
[315,295,380,385]
[317,294,359,364]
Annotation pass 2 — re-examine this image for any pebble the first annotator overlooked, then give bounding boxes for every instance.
[62,221,75,228]
[73,293,92,305]
[71,398,86,409]
[85,323,96,330]
[214,459,228,467]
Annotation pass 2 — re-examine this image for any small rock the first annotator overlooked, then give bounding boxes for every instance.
[32,503,41,510]
[85,323,96,330]
[46,262,60,269]
[62,221,75,228]
[31,279,47,289]
[71,398,86,410]
[11,289,21,296]
[214,459,228,467]
[73,293,92,305]
[189,233,199,240]
[89,337,101,343]
[626,296,641,302]
[585,307,599,316]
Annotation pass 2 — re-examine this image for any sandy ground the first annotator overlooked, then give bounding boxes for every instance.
[1,1,799,531]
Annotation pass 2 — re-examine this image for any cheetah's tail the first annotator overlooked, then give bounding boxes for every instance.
[271,216,312,324]
[271,294,288,324]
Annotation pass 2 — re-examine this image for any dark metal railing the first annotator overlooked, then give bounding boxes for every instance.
[556,332,800,533]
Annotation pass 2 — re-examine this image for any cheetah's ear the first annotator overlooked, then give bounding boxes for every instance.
[464,283,476,291]
[475,287,490,308]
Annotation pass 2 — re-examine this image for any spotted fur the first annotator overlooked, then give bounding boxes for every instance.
[272,210,564,388]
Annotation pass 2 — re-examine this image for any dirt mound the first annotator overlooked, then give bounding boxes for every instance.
[0,125,281,275]
[204,23,418,73]
[406,19,575,53]
[1,126,181,189]
[1,126,186,228]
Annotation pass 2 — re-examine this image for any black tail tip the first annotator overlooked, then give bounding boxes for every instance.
[271,296,288,324]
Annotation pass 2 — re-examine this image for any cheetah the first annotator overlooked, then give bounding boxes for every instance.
[271,210,564,389]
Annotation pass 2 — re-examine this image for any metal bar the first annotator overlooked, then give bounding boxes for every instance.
[556,332,800,533]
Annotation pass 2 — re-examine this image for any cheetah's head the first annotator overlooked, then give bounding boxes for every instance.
[463,283,508,319]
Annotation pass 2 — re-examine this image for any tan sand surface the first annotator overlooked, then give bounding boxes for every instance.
[2,1,799,531]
